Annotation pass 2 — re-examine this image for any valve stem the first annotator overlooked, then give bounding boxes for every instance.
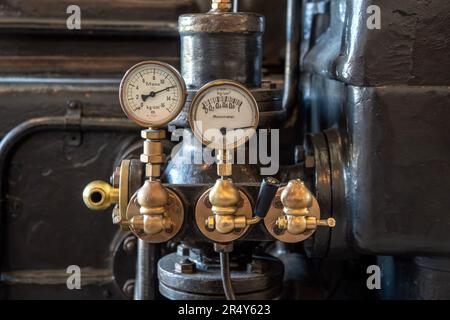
[211,0,232,12]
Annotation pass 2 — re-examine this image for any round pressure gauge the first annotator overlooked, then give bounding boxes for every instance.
[189,80,259,150]
[119,61,187,128]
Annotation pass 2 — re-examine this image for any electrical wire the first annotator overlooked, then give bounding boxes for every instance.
[219,252,236,300]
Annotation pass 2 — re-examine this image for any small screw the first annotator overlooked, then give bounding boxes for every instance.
[123,236,136,255]
[122,279,135,298]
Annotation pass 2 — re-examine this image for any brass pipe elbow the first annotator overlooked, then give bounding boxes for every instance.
[83,180,119,211]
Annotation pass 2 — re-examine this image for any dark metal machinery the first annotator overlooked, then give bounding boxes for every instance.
[0,0,449,300]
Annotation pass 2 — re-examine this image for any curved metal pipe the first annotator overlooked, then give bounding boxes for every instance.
[220,252,236,300]
[282,0,302,118]
[0,116,138,265]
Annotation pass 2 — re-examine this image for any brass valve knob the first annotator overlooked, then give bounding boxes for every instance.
[137,180,169,215]
[82,180,119,211]
[281,179,313,215]
[209,179,241,215]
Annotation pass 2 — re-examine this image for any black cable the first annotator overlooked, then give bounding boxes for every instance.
[219,252,236,300]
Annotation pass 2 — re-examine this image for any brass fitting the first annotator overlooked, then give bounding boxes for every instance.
[83,160,132,230]
[141,129,166,179]
[205,179,260,234]
[83,181,118,211]
[276,180,336,235]
[211,0,232,12]
[217,149,232,177]
[130,180,173,236]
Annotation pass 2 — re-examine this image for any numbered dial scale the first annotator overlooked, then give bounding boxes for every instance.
[189,80,260,150]
[119,61,187,127]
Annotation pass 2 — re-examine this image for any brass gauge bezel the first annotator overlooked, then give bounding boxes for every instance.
[188,79,260,150]
[119,60,187,128]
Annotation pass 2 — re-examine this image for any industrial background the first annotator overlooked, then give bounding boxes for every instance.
[0,0,449,300]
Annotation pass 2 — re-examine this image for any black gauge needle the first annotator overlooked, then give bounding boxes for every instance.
[141,86,175,101]
[219,126,255,134]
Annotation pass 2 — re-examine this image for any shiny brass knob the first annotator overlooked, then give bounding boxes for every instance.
[82,180,119,211]
[281,179,313,215]
[276,179,336,236]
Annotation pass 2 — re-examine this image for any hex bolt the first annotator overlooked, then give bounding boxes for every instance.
[175,258,196,274]
[122,279,135,298]
[123,236,136,255]
[177,244,190,256]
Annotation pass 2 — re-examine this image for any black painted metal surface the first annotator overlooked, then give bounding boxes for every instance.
[304,0,450,257]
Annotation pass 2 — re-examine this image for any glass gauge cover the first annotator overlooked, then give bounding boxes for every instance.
[189,80,260,150]
[119,61,187,128]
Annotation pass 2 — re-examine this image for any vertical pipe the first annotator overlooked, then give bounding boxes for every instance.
[134,240,159,300]
[282,0,302,117]
[233,0,239,13]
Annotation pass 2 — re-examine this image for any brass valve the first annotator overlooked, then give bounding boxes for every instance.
[275,180,335,235]
[129,180,173,236]
[205,179,261,234]
[125,128,184,243]
[83,180,118,211]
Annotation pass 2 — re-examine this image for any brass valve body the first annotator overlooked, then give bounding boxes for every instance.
[126,128,184,243]
[264,180,336,243]
[129,180,173,236]
[195,185,253,243]
[127,184,185,244]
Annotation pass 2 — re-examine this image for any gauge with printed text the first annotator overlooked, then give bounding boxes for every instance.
[189,80,259,150]
[119,61,187,128]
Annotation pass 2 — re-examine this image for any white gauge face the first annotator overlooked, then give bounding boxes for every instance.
[189,80,259,150]
[119,61,187,128]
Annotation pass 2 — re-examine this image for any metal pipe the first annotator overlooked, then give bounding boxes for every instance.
[134,240,150,300]
[133,240,160,300]
[233,0,239,13]
[0,116,139,267]
[282,0,303,117]
[220,252,236,300]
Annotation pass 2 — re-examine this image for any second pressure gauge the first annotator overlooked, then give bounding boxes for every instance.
[189,80,260,150]
[119,61,187,128]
